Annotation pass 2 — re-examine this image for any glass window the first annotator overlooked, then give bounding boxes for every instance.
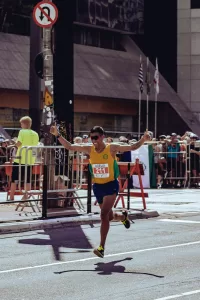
[76,0,144,34]
[191,0,200,9]
[73,25,125,51]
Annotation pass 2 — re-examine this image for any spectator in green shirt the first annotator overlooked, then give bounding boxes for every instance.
[10,116,39,200]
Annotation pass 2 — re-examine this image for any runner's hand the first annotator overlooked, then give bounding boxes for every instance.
[143,129,151,141]
[50,124,59,136]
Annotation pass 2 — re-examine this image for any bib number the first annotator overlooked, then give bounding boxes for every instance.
[92,164,109,178]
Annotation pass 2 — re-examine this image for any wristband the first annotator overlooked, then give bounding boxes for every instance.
[57,133,61,138]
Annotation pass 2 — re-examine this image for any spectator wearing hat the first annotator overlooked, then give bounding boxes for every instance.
[128,139,137,145]
[106,137,113,143]
[82,135,89,144]
[74,136,82,144]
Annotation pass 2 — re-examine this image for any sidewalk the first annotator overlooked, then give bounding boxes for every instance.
[1,188,200,234]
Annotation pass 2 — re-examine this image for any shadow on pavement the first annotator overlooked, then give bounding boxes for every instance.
[54,258,164,278]
[18,226,93,261]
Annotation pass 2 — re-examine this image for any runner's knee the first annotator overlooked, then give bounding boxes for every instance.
[101,209,110,220]
[113,212,118,220]
[109,211,114,221]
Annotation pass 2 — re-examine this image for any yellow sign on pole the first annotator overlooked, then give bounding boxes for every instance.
[44,88,53,106]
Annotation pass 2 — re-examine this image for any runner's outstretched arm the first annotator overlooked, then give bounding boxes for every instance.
[50,125,91,154]
[111,130,150,153]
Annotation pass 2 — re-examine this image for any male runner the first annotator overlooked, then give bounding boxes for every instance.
[50,125,150,258]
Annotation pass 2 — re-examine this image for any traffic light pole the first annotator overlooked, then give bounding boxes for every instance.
[41,25,55,145]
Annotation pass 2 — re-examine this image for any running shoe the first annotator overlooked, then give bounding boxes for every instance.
[93,245,104,258]
[122,211,131,229]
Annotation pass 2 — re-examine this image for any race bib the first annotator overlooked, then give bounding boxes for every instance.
[92,164,109,178]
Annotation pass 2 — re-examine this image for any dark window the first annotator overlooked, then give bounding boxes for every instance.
[191,0,200,9]
[74,25,125,51]
[0,0,39,35]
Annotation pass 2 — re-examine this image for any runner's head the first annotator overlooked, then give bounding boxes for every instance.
[90,126,105,147]
[20,116,32,129]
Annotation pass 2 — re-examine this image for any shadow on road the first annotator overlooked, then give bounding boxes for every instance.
[54,258,164,278]
[18,226,93,261]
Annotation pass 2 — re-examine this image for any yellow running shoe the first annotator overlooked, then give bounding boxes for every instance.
[121,211,131,229]
[93,245,104,258]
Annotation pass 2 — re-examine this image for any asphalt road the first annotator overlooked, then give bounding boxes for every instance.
[1,214,200,300]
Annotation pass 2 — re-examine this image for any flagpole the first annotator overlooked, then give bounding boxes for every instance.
[146,57,149,130]
[138,55,142,139]
[146,94,149,130]
[154,58,159,138]
[138,90,141,139]
[154,90,157,138]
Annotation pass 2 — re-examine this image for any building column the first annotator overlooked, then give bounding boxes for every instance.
[53,0,75,143]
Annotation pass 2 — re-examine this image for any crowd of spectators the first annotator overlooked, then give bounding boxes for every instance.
[1,131,200,191]
[151,132,200,188]
[73,131,200,189]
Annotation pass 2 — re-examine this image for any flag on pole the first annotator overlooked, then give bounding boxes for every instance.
[145,57,151,95]
[138,56,144,94]
[154,58,159,94]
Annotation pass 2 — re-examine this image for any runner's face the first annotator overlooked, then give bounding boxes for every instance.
[90,133,103,147]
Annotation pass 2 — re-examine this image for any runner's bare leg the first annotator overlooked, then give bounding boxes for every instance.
[99,195,125,248]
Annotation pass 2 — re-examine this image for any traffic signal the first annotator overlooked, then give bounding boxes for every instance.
[34,52,44,79]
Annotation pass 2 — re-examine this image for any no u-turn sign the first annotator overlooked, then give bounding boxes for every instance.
[33,1,58,28]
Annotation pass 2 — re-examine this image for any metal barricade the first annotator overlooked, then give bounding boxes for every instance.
[17,146,87,215]
[0,145,93,219]
[153,141,188,188]
[71,151,89,189]
[188,142,200,187]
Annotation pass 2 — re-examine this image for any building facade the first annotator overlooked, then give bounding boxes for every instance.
[177,0,200,121]
[0,0,200,137]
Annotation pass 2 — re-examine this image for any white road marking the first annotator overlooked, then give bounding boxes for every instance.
[0,240,200,274]
[154,289,200,299]
[159,219,200,224]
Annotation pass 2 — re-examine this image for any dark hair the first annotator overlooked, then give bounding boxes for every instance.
[90,126,105,135]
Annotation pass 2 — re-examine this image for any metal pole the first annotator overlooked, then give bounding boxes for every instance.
[146,57,149,130]
[42,22,54,145]
[138,91,141,139]
[154,92,157,138]
[29,17,41,134]
[146,94,149,130]
[127,162,130,210]
[42,164,48,218]
[87,164,92,214]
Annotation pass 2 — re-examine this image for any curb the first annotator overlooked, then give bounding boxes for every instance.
[140,210,160,218]
[128,210,159,219]
[0,210,159,234]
